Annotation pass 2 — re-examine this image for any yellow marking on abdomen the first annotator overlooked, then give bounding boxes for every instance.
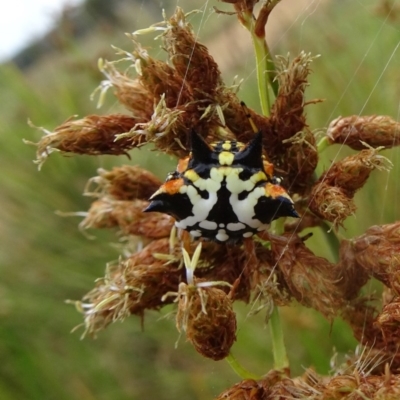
[250,171,267,184]
[218,151,234,166]
[184,169,200,182]
[222,142,232,151]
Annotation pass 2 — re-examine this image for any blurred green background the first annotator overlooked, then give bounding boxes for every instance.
[1,0,400,398]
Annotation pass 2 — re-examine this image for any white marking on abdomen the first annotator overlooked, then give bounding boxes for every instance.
[199,220,218,230]
[227,222,245,231]
[229,187,264,229]
[175,189,218,230]
[216,229,229,242]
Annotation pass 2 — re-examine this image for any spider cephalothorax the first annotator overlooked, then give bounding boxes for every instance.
[144,130,298,243]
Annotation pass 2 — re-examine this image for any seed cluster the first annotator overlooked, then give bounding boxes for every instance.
[28,2,400,399]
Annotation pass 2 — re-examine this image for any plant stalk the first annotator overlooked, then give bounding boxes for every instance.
[317,136,331,153]
[269,304,289,372]
[241,12,273,116]
[226,353,261,380]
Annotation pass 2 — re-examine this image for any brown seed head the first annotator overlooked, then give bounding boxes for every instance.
[196,243,253,302]
[80,198,174,239]
[78,239,183,336]
[338,239,370,300]
[282,128,318,194]
[215,379,267,400]
[271,52,317,143]
[341,298,400,372]
[133,43,192,107]
[85,166,162,201]
[99,61,154,118]
[270,233,344,318]
[376,297,400,343]
[176,281,236,360]
[320,147,391,195]
[309,181,356,228]
[341,298,381,348]
[346,222,400,295]
[323,375,358,399]
[164,8,222,97]
[261,52,321,194]
[327,115,400,150]
[267,377,314,399]
[30,114,139,167]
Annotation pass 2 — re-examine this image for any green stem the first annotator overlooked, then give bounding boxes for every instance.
[241,12,273,116]
[320,221,343,263]
[253,34,272,116]
[226,353,261,380]
[269,304,289,371]
[239,3,288,375]
[317,136,331,153]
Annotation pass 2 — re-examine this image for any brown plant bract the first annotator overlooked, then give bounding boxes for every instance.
[309,148,391,228]
[80,198,174,239]
[339,226,400,371]
[165,11,222,97]
[377,297,400,344]
[85,165,162,201]
[338,240,369,301]
[196,243,255,303]
[342,222,400,295]
[309,182,356,229]
[341,296,400,373]
[175,281,237,360]
[217,370,400,399]
[31,3,400,397]
[327,115,400,150]
[31,114,139,167]
[112,8,230,157]
[31,6,321,192]
[270,53,319,194]
[269,233,344,319]
[99,63,155,118]
[215,379,267,400]
[271,53,314,143]
[78,239,184,337]
[320,148,390,194]
[79,166,172,239]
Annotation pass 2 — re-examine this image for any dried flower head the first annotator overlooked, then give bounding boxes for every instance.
[28,114,139,168]
[309,146,391,228]
[85,165,162,201]
[376,297,400,343]
[27,3,400,397]
[175,281,237,360]
[80,198,174,239]
[342,222,400,295]
[269,233,344,318]
[165,244,237,360]
[215,379,267,400]
[327,115,400,150]
[76,238,184,337]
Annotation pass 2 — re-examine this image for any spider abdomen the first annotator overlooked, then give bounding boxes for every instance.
[145,130,298,243]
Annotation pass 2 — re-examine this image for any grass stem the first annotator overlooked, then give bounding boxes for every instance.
[317,136,331,153]
[269,304,289,372]
[226,353,261,380]
[241,12,273,116]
